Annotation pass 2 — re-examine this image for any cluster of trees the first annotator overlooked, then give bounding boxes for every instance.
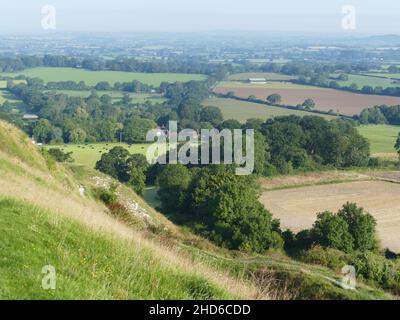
[0,54,231,79]
[249,115,370,174]
[358,105,400,125]
[284,203,377,254]
[8,78,221,144]
[95,147,149,195]
[156,164,283,252]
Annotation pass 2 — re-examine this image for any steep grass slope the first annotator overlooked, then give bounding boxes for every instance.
[0,120,260,299]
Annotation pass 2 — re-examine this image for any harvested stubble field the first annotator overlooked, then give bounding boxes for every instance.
[260,178,400,252]
[214,82,400,116]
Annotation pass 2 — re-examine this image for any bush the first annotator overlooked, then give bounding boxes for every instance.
[301,245,346,271]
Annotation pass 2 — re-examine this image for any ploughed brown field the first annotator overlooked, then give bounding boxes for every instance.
[260,180,400,252]
[214,84,400,116]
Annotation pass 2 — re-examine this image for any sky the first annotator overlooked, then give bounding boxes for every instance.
[0,0,399,34]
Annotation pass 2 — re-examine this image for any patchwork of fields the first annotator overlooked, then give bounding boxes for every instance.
[260,179,400,252]
[214,81,400,116]
[203,97,337,122]
[1,67,207,86]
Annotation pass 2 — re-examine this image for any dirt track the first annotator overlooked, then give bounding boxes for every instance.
[260,180,400,252]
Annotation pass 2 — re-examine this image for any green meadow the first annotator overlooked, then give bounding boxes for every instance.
[1,67,207,86]
[331,74,400,89]
[357,124,400,154]
[45,143,158,168]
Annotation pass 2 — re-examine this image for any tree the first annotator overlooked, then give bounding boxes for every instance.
[395,132,400,159]
[123,117,157,143]
[267,94,282,105]
[186,165,282,253]
[68,128,87,143]
[200,106,223,126]
[311,211,354,253]
[47,148,73,162]
[33,119,54,143]
[129,168,146,195]
[337,202,377,252]
[302,98,315,110]
[157,164,192,213]
[95,147,131,181]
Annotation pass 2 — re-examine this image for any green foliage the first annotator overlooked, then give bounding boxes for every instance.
[123,117,157,143]
[293,203,378,254]
[266,94,282,104]
[157,164,192,213]
[312,211,354,253]
[185,166,281,253]
[337,203,377,252]
[47,148,73,162]
[95,147,148,195]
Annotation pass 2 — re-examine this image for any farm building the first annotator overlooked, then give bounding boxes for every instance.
[248,78,267,84]
[22,114,39,120]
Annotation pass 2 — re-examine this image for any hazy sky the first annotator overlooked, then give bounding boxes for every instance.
[1,0,399,34]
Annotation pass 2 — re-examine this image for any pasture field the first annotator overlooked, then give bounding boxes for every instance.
[0,79,26,89]
[227,72,296,81]
[260,179,400,252]
[47,90,166,104]
[45,143,160,168]
[365,73,400,80]
[1,67,207,86]
[203,98,337,122]
[331,74,400,88]
[0,90,26,112]
[357,125,400,155]
[214,81,400,116]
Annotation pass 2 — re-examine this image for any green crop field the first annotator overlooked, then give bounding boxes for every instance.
[203,98,337,122]
[227,72,296,81]
[357,124,400,154]
[1,67,207,86]
[45,143,163,168]
[46,90,166,104]
[331,74,400,89]
[0,90,26,112]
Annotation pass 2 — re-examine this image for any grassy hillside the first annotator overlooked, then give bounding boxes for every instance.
[0,120,392,300]
[0,197,233,299]
[0,120,258,300]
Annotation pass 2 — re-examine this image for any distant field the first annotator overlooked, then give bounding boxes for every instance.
[203,98,337,122]
[214,81,400,116]
[0,79,26,89]
[45,143,156,168]
[260,180,400,252]
[365,73,400,80]
[47,90,166,104]
[1,67,207,86]
[227,73,296,81]
[331,74,400,89]
[357,124,399,155]
[0,90,25,112]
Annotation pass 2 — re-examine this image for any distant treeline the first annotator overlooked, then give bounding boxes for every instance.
[0,55,232,79]
[358,105,400,125]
